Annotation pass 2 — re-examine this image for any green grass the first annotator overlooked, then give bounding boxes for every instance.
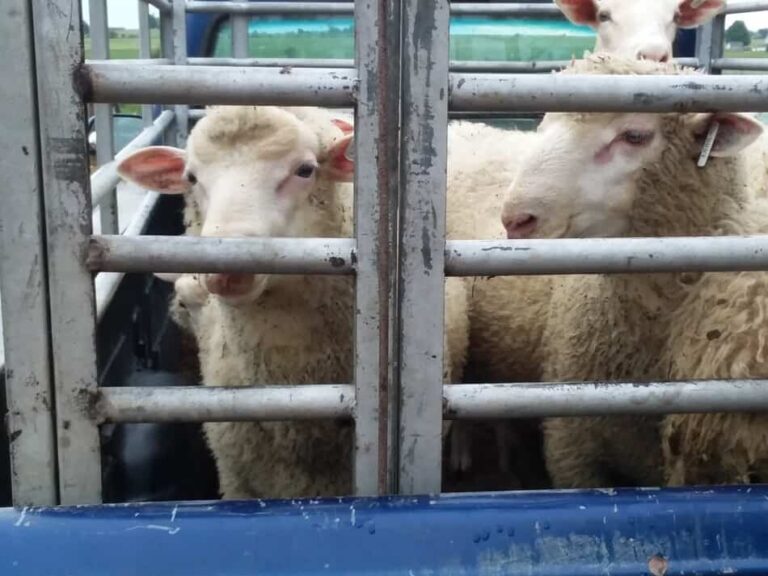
[83,31,161,59]
[84,32,161,115]
[211,29,594,62]
[450,34,593,62]
[213,29,355,59]
[725,49,768,59]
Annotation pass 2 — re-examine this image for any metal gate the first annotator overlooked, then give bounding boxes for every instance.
[3,0,768,508]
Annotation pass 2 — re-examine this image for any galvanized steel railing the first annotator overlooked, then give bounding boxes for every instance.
[4,0,768,506]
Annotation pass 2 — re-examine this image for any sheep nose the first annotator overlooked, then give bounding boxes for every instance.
[204,273,254,297]
[636,46,670,62]
[503,213,538,239]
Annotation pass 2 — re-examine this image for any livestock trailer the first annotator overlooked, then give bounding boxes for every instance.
[3,0,768,573]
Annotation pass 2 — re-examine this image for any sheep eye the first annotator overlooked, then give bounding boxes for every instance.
[187,172,198,185]
[622,130,654,146]
[597,11,612,22]
[295,164,316,179]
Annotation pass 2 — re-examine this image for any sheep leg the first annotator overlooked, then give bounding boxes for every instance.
[494,422,513,473]
[448,421,473,473]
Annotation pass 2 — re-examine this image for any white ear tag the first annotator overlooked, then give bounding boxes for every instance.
[345,137,355,162]
[697,121,720,168]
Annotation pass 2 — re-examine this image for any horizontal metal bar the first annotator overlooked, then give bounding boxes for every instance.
[85,58,172,66]
[85,64,768,111]
[186,57,702,74]
[186,108,543,123]
[450,73,768,112]
[713,58,768,71]
[83,63,357,106]
[86,235,357,274]
[94,192,160,321]
[188,56,354,68]
[452,58,699,73]
[97,379,768,423]
[724,0,768,14]
[184,1,562,15]
[444,380,768,418]
[97,385,355,422]
[91,110,175,207]
[451,2,561,15]
[451,60,570,73]
[89,236,768,277]
[446,236,768,276]
[145,0,173,12]
[186,1,353,14]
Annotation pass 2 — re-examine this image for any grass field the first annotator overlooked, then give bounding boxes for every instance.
[210,29,593,62]
[725,49,768,59]
[84,32,160,114]
[83,31,161,59]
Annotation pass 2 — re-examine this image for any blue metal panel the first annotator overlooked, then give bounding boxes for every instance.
[675,29,697,58]
[1,487,768,574]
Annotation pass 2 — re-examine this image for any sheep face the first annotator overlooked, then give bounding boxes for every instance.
[502,110,763,240]
[555,0,724,62]
[117,106,354,304]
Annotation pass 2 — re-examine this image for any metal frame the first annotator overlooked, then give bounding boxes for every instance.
[0,0,57,506]
[396,0,450,494]
[88,0,119,235]
[30,0,102,504]
[4,0,768,507]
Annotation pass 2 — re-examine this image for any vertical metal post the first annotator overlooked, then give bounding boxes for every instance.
[138,1,154,127]
[0,0,58,506]
[30,0,103,504]
[231,1,249,59]
[397,0,449,494]
[353,0,400,495]
[89,0,118,234]
[160,2,178,145]
[696,13,725,74]
[172,0,190,148]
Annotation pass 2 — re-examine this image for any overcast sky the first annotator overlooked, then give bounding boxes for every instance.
[82,1,768,31]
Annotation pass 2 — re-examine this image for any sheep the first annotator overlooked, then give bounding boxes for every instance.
[555,0,724,62]
[443,122,553,488]
[500,53,768,488]
[117,105,469,499]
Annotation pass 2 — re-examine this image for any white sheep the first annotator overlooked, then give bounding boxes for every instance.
[444,122,554,488]
[555,0,724,61]
[501,53,768,488]
[118,105,470,498]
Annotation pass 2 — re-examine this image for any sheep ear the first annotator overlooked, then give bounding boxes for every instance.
[554,0,598,27]
[690,113,764,158]
[116,146,190,194]
[319,134,354,182]
[331,118,354,135]
[676,0,724,28]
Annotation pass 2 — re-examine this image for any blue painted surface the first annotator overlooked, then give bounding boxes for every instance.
[1,487,768,575]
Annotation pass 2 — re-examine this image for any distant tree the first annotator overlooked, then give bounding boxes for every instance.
[109,28,120,39]
[148,14,160,29]
[82,20,90,35]
[758,28,768,39]
[726,20,751,46]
